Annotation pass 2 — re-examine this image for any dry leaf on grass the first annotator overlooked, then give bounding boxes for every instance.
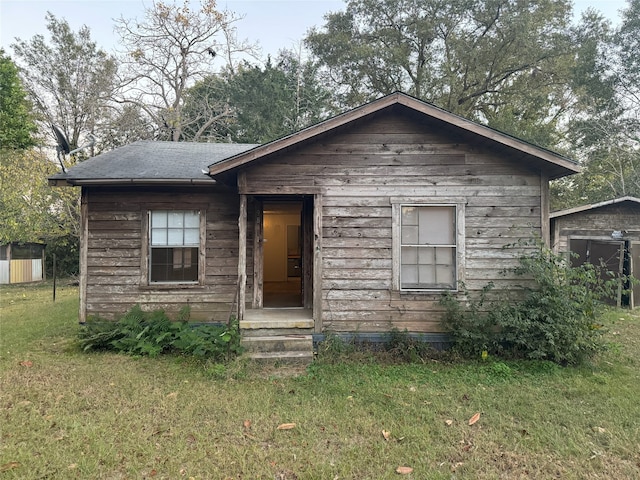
[1,462,20,472]
[277,423,296,430]
[382,429,391,440]
[396,466,413,474]
[468,412,481,426]
[19,360,33,367]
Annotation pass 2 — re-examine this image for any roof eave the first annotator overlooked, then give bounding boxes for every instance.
[551,196,640,218]
[48,177,215,187]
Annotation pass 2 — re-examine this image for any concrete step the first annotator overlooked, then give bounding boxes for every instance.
[241,335,313,353]
[247,350,314,365]
[240,318,314,330]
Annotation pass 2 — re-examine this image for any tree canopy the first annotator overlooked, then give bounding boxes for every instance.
[0,50,37,150]
[114,0,255,141]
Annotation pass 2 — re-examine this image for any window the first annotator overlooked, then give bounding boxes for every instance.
[398,205,459,290]
[149,210,200,283]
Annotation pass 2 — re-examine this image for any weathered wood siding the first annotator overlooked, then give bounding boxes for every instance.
[84,186,251,322]
[551,202,640,253]
[242,109,543,333]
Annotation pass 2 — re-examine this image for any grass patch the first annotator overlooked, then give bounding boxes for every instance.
[1,282,640,478]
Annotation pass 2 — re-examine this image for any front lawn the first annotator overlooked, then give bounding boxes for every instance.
[1,282,639,479]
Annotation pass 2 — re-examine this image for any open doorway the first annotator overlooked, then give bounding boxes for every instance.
[263,201,303,308]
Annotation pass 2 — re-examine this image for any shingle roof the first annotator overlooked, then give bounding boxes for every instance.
[48,140,259,186]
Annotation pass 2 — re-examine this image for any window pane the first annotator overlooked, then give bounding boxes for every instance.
[436,265,454,287]
[419,264,436,285]
[418,246,435,264]
[167,228,184,245]
[402,246,418,264]
[402,206,418,225]
[435,247,454,265]
[184,211,199,228]
[401,264,418,286]
[183,228,199,245]
[151,211,167,228]
[418,207,454,244]
[168,211,184,228]
[402,225,419,244]
[151,229,167,246]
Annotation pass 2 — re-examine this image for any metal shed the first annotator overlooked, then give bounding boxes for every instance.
[550,197,640,308]
[0,243,46,284]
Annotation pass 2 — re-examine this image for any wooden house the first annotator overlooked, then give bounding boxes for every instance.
[551,197,640,308]
[50,93,580,360]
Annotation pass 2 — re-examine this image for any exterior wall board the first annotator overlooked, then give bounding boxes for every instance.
[84,187,241,321]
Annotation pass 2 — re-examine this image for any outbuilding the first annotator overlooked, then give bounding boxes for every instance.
[551,196,640,308]
[0,242,45,284]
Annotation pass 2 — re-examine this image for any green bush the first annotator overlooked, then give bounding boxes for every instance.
[78,305,242,361]
[441,244,616,365]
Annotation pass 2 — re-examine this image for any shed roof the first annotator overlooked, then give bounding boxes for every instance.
[208,92,580,180]
[550,196,640,219]
[48,140,259,186]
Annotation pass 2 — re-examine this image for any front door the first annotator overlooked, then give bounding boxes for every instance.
[263,200,304,308]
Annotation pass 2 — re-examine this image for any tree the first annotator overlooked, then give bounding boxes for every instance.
[114,0,257,142]
[305,0,585,147]
[0,49,37,149]
[181,49,335,143]
[0,148,80,275]
[551,2,640,208]
[12,13,117,154]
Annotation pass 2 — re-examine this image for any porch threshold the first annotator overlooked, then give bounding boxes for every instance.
[241,308,313,331]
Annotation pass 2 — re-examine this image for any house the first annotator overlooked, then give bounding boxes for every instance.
[551,197,640,308]
[0,242,45,284]
[49,92,580,360]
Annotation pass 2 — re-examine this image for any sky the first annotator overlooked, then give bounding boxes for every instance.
[0,0,631,61]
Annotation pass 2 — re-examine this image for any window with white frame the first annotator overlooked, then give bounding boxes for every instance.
[400,205,458,290]
[149,210,200,283]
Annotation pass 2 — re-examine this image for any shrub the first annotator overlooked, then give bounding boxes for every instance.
[441,244,615,365]
[78,305,242,361]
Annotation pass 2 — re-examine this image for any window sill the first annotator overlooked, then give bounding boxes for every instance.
[139,283,205,291]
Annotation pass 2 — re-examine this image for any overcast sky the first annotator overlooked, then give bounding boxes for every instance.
[0,0,630,61]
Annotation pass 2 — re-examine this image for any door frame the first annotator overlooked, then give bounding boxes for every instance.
[250,195,322,327]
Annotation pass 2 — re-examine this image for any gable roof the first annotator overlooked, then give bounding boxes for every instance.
[48,140,259,186]
[208,92,580,180]
[550,196,640,219]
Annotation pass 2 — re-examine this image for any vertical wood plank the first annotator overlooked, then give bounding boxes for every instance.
[140,209,149,286]
[252,198,263,308]
[199,209,206,285]
[238,193,247,321]
[79,187,89,323]
[313,193,323,332]
[391,202,400,291]
[540,173,550,246]
[303,196,314,309]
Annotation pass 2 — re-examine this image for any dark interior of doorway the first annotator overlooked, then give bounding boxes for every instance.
[263,200,303,308]
[569,238,630,307]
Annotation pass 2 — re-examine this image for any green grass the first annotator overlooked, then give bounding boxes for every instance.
[1,282,639,479]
